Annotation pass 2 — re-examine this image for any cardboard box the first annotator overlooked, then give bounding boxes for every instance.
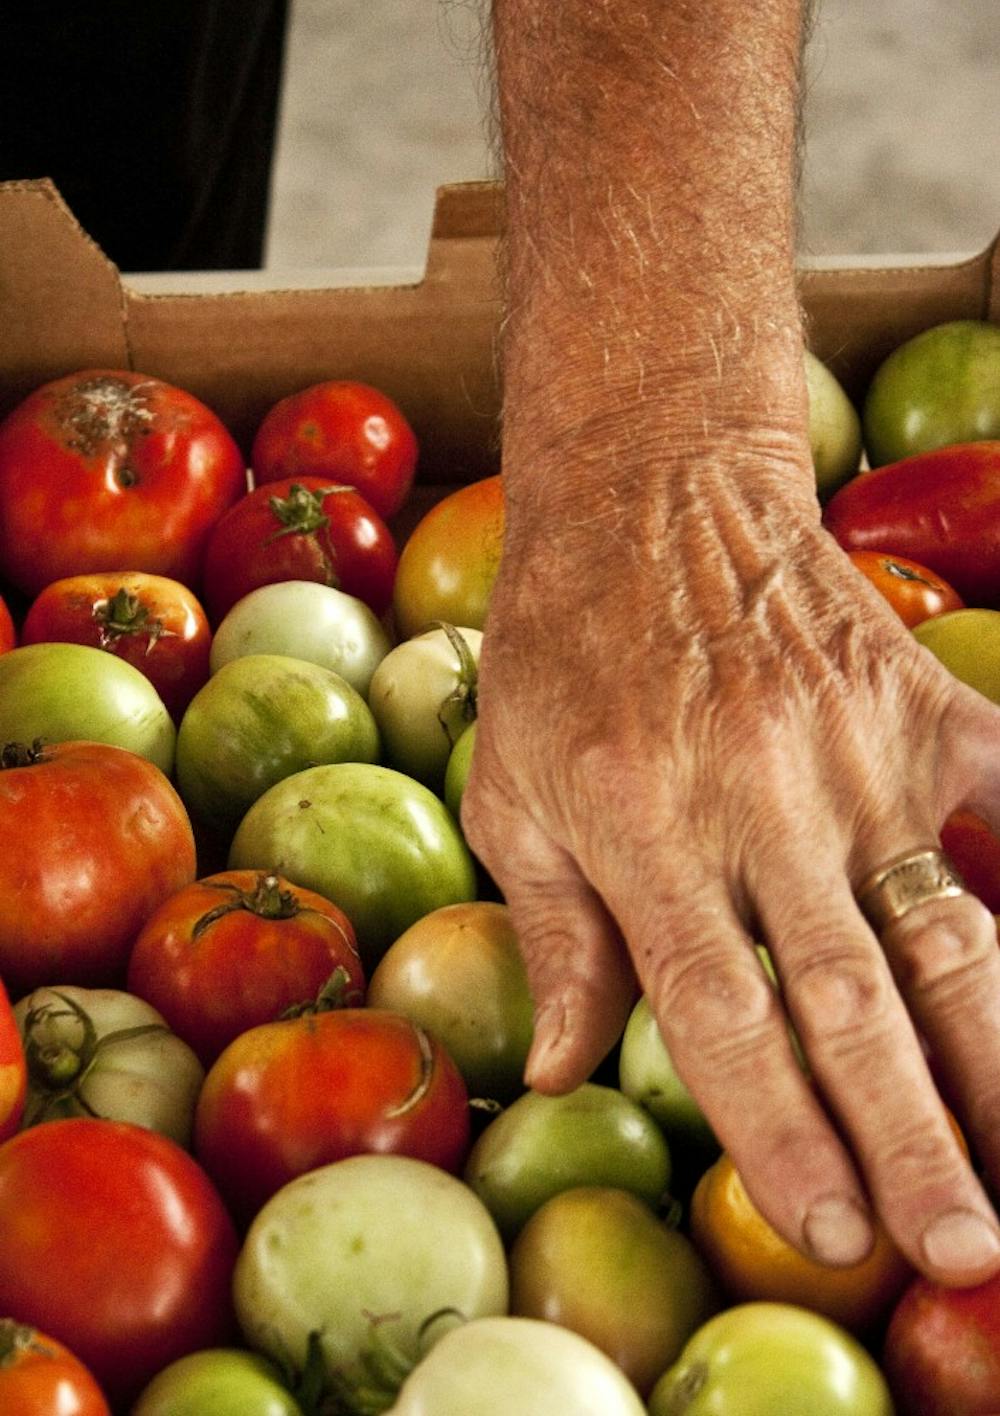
[1,175,999,508]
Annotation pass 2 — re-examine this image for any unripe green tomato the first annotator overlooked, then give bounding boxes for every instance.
[444,719,477,819]
[805,349,863,498]
[367,901,534,1103]
[912,608,1000,704]
[647,1302,894,1415]
[618,996,717,1152]
[367,625,481,789]
[132,1348,303,1415]
[463,1081,671,1243]
[509,1185,720,1396]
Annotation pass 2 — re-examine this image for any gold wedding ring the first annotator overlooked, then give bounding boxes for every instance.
[856,847,966,933]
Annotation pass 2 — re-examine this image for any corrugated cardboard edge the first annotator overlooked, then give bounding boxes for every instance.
[1,177,997,471]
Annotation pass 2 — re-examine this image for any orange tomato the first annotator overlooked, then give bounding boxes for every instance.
[0,1319,110,1415]
[847,549,964,628]
[689,1152,912,1334]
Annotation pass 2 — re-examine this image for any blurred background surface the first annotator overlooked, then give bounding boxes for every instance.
[265,0,1000,272]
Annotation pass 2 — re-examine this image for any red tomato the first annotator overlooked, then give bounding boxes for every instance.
[19,571,212,720]
[250,380,417,519]
[0,595,15,654]
[883,1268,1000,1414]
[847,550,965,629]
[200,475,398,623]
[0,1319,111,1415]
[0,740,197,994]
[194,1007,470,1225]
[127,869,366,1068]
[0,1118,238,1408]
[940,809,1000,915]
[393,474,505,639]
[0,979,26,1144]
[0,369,246,596]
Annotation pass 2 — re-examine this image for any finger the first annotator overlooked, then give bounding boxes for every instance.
[604,875,878,1268]
[755,838,1000,1287]
[478,816,638,1093]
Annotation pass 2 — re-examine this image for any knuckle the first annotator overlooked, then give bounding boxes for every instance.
[869,1115,967,1193]
[782,939,894,1048]
[888,899,999,1000]
[654,947,779,1063]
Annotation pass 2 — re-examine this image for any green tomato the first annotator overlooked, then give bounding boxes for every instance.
[367,624,481,790]
[444,719,477,819]
[509,1186,719,1397]
[209,579,391,696]
[228,761,477,969]
[912,608,1000,704]
[463,1081,672,1243]
[367,900,534,1103]
[647,1302,894,1415]
[176,653,380,833]
[132,1348,303,1416]
[233,1154,508,1396]
[805,349,863,498]
[618,996,718,1156]
[13,985,204,1148]
[862,319,1000,467]
[0,641,175,773]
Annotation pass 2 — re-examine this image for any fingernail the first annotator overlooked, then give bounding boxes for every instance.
[921,1209,1000,1276]
[803,1195,876,1267]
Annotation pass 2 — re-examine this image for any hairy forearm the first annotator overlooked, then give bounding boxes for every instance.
[491,0,812,507]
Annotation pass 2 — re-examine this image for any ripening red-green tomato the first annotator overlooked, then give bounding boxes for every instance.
[194,1006,471,1225]
[367,901,534,1103]
[132,1348,303,1416]
[846,550,964,629]
[882,1268,1000,1415]
[464,1082,672,1243]
[392,475,504,639]
[509,1186,720,1396]
[648,1303,894,1416]
[0,1319,111,1416]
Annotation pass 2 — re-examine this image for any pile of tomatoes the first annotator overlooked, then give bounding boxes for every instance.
[0,326,998,1415]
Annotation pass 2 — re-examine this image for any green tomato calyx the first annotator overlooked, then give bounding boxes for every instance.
[0,1318,53,1368]
[194,872,320,935]
[432,621,479,744]
[93,586,173,650]
[280,965,363,1020]
[265,482,354,588]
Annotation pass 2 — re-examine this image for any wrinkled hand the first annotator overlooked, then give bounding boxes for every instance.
[460,446,1000,1287]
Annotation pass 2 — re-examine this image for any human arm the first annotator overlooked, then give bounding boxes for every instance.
[464,0,1000,1284]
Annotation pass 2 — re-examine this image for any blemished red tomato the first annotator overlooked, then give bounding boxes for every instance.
[0,594,15,654]
[847,550,965,629]
[882,1268,1000,1414]
[200,475,398,623]
[0,369,246,596]
[0,979,26,1143]
[940,809,1000,914]
[251,380,418,520]
[127,869,366,1068]
[0,1319,111,1415]
[19,571,212,720]
[393,474,504,639]
[194,1006,471,1225]
[0,1119,239,1408]
[0,739,197,994]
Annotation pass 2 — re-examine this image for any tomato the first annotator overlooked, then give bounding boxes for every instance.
[175,653,380,835]
[0,979,26,1143]
[509,1186,719,1396]
[0,1319,110,1416]
[0,641,176,772]
[882,1268,1000,1415]
[233,1154,508,1398]
[648,1302,894,1415]
[913,608,1000,704]
[209,579,391,697]
[0,594,15,654]
[847,550,965,628]
[392,1316,648,1415]
[806,348,863,498]
[367,624,482,789]
[228,762,478,970]
[133,1348,304,1416]
[689,1151,912,1334]
[251,380,418,520]
[862,320,1000,468]
[823,442,1000,607]
[392,474,504,639]
[463,1082,672,1243]
[0,740,196,994]
[127,870,365,1068]
[367,901,534,1104]
[940,809,1000,914]
[0,369,246,596]
[0,1118,239,1407]
[444,719,476,818]
[13,986,204,1147]
[20,571,212,721]
[201,476,398,624]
